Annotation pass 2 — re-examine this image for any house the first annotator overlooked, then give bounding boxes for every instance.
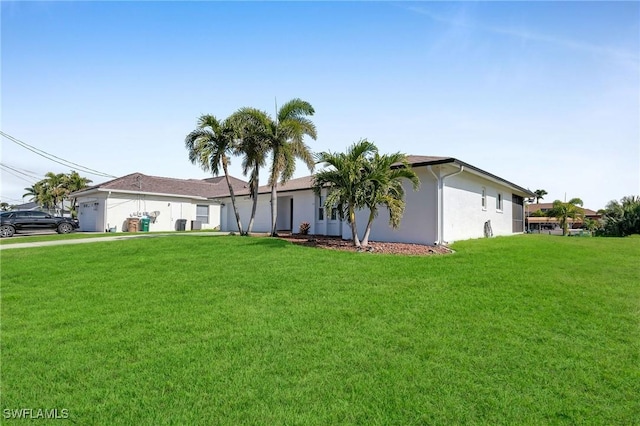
[213,156,536,245]
[71,173,247,232]
[525,202,601,232]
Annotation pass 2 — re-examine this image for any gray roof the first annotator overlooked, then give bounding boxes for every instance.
[72,172,248,199]
[213,155,535,198]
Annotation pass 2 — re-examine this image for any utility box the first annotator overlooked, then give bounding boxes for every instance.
[176,219,187,231]
[140,218,150,232]
[127,218,140,232]
[191,220,202,231]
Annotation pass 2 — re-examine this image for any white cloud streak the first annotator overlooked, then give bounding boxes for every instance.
[406,5,639,65]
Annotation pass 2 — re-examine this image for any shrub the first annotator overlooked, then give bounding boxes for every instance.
[299,222,310,235]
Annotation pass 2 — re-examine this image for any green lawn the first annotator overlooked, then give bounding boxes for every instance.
[1,235,638,424]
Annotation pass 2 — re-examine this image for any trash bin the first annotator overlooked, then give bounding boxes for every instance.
[191,220,202,231]
[176,219,187,231]
[127,218,140,232]
[140,217,150,232]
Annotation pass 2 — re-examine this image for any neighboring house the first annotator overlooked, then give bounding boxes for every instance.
[71,173,247,232]
[213,156,536,245]
[525,202,601,232]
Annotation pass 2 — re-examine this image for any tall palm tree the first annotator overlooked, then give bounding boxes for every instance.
[229,108,270,234]
[534,189,548,204]
[313,139,378,248]
[360,152,419,248]
[185,114,245,235]
[546,197,584,235]
[232,99,317,236]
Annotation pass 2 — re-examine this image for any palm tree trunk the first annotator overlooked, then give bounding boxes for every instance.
[222,155,244,235]
[270,183,278,237]
[247,165,259,234]
[360,208,376,247]
[349,205,361,248]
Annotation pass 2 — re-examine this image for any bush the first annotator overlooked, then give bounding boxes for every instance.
[299,222,310,235]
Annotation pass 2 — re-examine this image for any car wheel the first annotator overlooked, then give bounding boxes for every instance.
[0,225,15,238]
[57,223,73,234]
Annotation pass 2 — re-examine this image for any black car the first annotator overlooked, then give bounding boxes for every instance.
[0,210,79,238]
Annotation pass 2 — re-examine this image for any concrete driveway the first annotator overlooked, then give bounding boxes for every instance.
[0,232,229,250]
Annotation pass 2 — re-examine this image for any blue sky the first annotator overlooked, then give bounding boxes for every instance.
[2,1,638,210]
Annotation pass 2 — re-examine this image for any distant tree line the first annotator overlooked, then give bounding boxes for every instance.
[528,191,640,237]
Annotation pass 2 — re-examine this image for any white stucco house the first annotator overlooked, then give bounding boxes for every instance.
[71,173,247,233]
[213,156,536,245]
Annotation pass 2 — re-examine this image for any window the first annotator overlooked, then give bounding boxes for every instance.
[317,196,324,220]
[331,207,338,220]
[481,187,487,210]
[196,205,209,224]
[330,204,341,220]
[496,193,503,211]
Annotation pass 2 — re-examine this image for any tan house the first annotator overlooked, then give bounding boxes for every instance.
[526,202,601,232]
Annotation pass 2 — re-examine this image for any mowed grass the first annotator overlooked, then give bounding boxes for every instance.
[1,235,638,424]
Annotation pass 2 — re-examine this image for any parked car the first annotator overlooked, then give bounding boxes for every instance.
[0,210,79,237]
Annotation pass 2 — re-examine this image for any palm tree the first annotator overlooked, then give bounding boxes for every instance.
[313,139,378,248]
[63,171,92,218]
[232,99,317,236]
[360,152,419,248]
[546,197,584,235]
[534,189,548,204]
[229,108,270,234]
[601,195,640,236]
[43,172,67,214]
[185,115,245,235]
[24,181,53,209]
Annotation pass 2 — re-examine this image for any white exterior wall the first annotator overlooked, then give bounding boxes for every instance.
[443,172,516,242]
[78,192,220,232]
[340,168,439,245]
[216,166,528,244]
[77,196,107,232]
[221,190,317,234]
[291,191,316,234]
[224,193,272,233]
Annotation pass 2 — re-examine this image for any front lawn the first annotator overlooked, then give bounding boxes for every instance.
[1,235,638,424]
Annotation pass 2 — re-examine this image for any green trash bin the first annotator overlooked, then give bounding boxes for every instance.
[140,217,150,232]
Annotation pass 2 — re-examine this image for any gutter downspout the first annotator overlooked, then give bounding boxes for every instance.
[105,191,111,232]
[428,164,464,245]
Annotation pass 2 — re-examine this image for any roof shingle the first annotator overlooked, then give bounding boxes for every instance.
[73,173,248,199]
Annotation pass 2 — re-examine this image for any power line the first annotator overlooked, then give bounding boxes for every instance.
[0,195,25,203]
[0,131,117,178]
[0,165,36,184]
[0,162,40,180]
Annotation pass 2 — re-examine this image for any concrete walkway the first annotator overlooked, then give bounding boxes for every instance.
[0,232,229,250]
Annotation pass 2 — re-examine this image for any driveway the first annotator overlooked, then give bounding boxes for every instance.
[0,232,229,250]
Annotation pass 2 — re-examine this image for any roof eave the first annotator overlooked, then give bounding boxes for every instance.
[74,187,212,200]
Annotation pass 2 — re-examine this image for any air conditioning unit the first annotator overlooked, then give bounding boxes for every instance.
[191,220,202,230]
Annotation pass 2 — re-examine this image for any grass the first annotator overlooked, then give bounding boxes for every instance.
[1,235,638,424]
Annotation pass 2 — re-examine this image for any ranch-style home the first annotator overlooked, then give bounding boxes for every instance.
[214,156,536,245]
[72,173,247,233]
